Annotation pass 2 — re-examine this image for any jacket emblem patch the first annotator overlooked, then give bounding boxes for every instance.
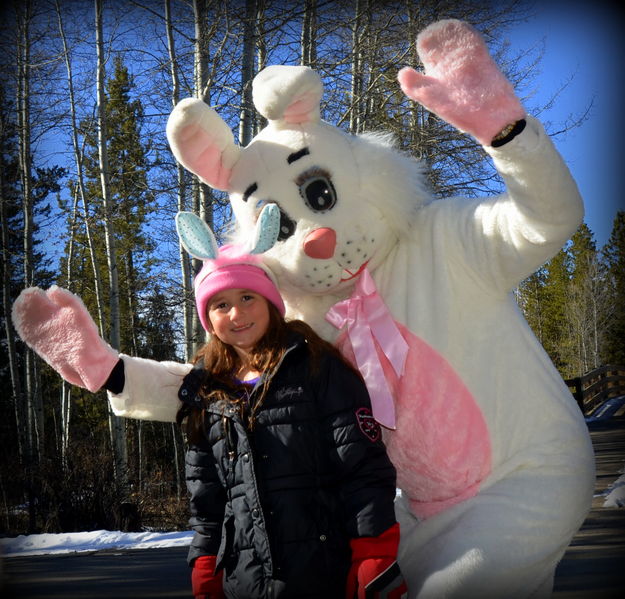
[355,407,381,442]
[275,386,304,401]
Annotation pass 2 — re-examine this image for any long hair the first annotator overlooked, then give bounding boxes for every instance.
[177,303,360,442]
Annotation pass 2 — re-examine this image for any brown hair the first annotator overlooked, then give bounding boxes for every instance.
[177,303,360,443]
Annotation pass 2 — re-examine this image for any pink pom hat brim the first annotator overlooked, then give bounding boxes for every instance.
[195,263,286,332]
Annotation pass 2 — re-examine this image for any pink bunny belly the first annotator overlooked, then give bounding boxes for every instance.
[337,323,492,519]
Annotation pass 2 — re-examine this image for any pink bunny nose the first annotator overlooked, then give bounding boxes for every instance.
[303,228,337,259]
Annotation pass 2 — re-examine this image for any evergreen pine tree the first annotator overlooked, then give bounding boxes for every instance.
[602,211,625,365]
[64,56,155,355]
[540,246,572,374]
[565,223,603,375]
[517,267,549,346]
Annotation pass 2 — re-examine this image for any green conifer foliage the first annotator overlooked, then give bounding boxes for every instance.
[602,212,625,365]
[64,57,157,357]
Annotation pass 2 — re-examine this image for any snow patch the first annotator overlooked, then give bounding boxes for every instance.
[0,529,193,557]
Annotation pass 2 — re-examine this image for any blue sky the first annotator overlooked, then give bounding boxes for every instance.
[507,1,624,248]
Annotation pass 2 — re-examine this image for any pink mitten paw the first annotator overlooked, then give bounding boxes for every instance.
[12,287,56,332]
[398,67,435,96]
[400,19,525,145]
[46,284,83,308]
[12,286,118,392]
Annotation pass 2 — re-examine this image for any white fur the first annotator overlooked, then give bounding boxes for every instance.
[107,355,191,422]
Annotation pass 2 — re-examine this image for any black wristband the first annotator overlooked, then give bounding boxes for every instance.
[104,358,125,394]
[491,118,527,148]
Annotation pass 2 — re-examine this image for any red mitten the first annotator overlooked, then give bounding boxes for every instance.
[346,523,407,599]
[192,555,224,599]
[397,19,525,146]
[11,286,119,392]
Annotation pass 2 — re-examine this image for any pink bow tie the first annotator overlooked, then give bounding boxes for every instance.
[326,269,408,429]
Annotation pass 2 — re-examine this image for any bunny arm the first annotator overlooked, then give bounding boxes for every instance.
[107,355,192,423]
[11,286,119,393]
[417,115,584,296]
[398,19,525,146]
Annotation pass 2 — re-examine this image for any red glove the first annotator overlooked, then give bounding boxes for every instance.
[346,523,407,599]
[191,555,224,599]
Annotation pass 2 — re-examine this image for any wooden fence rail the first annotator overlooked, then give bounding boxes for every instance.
[565,364,625,415]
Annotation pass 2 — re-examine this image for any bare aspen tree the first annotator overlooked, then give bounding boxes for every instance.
[301,0,317,68]
[15,0,45,467]
[164,0,200,494]
[349,0,367,133]
[405,2,428,160]
[95,0,129,497]
[0,102,26,463]
[256,0,267,101]
[54,1,106,334]
[239,0,257,147]
[165,0,194,364]
[55,0,111,464]
[191,0,213,351]
[13,0,43,534]
[192,0,211,224]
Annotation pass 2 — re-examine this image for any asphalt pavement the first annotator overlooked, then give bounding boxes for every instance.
[1,546,191,598]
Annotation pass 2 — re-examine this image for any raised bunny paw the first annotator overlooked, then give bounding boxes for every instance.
[398,19,525,145]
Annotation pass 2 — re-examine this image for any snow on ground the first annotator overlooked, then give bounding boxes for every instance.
[2,472,621,558]
[0,529,193,558]
[603,473,625,508]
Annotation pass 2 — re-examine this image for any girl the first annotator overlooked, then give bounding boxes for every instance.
[12,210,404,599]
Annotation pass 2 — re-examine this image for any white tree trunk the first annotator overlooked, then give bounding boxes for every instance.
[165,0,194,363]
[95,0,128,494]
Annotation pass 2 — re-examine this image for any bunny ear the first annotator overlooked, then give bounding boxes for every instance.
[175,212,219,260]
[248,203,281,255]
[252,65,323,124]
[167,98,241,191]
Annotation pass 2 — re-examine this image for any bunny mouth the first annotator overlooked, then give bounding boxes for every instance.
[340,260,369,282]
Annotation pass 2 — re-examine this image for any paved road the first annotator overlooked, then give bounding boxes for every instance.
[1,546,192,598]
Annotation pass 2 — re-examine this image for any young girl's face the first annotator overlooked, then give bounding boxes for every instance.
[206,288,271,357]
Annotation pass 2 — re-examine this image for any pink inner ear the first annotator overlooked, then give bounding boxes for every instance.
[179,125,231,190]
[196,145,231,190]
[283,94,318,124]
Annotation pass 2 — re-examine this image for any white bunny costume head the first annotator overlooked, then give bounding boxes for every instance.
[167,65,430,301]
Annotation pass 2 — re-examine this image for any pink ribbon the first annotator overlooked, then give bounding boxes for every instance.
[326,269,408,429]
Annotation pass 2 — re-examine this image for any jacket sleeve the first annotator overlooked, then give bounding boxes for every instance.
[316,353,397,539]
[186,437,227,566]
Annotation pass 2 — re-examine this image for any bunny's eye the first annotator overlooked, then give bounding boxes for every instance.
[277,209,296,241]
[295,167,337,213]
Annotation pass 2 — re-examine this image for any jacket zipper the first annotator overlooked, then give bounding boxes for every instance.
[236,342,299,582]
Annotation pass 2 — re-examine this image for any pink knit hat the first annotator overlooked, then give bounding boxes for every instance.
[194,244,285,332]
[176,206,285,332]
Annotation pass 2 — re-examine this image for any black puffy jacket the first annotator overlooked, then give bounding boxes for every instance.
[179,335,397,599]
